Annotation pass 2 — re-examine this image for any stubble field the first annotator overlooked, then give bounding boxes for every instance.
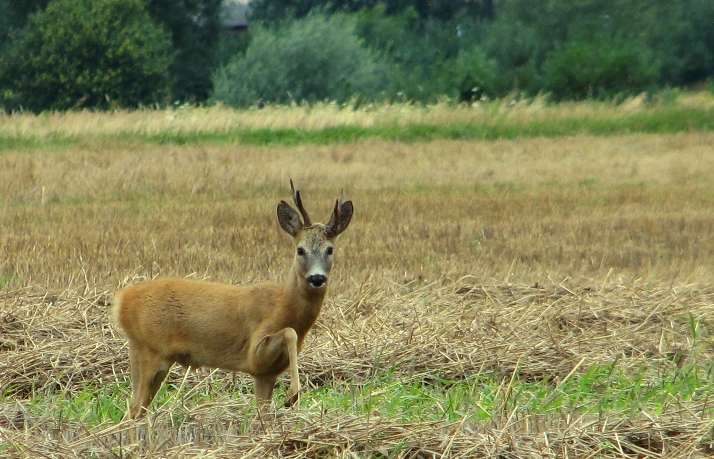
[2,100,714,457]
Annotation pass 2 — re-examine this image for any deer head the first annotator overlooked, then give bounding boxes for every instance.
[277,179,353,288]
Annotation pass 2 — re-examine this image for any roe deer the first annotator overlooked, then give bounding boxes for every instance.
[112,180,353,419]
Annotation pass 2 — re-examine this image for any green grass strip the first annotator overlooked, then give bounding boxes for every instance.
[1,105,713,150]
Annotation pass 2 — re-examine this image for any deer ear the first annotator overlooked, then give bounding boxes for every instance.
[277,201,303,236]
[327,200,353,238]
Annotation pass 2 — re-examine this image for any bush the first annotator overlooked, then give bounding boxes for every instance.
[211,13,389,107]
[544,38,659,100]
[0,0,173,112]
[450,46,501,102]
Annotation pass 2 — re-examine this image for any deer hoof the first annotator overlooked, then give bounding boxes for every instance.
[284,392,299,408]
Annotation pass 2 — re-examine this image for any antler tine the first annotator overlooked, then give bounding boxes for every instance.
[289,179,311,226]
[326,189,345,238]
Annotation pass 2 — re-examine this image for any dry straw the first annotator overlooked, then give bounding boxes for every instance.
[1,277,714,457]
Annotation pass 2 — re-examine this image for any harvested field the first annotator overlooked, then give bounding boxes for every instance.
[2,278,714,457]
[1,120,714,457]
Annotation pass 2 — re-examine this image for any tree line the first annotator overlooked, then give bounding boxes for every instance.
[0,0,712,112]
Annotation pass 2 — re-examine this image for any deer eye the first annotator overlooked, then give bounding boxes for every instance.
[326,247,334,255]
[297,247,306,256]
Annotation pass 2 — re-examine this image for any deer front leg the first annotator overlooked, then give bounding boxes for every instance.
[252,328,301,409]
[253,374,277,417]
[283,328,300,407]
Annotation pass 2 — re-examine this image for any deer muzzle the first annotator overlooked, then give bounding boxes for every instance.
[307,274,327,288]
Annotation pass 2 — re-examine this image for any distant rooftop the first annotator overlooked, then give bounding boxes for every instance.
[222,0,250,31]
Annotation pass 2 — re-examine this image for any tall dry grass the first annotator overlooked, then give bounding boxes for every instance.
[0,91,711,140]
[1,125,714,457]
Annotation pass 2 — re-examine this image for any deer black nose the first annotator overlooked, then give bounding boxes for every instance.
[307,274,326,288]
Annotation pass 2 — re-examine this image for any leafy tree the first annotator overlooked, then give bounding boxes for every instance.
[487,0,714,94]
[0,0,49,45]
[451,46,501,101]
[0,0,173,111]
[212,13,389,106]
[0,0,224,104]
[544,37,659,100]
[0,0,49,30]
[354,7,487,103]
[642,0,714,85]
[0,1,10,45]
[249,0,493,22]
[480,17,546,94]
[380,0,493,20]
[145,0,223,102]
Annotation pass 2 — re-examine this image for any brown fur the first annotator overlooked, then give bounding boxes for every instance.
[112,183,352,419]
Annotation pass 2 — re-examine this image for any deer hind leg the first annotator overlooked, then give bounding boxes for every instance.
[128,343,172,419]
[252,328,300,408]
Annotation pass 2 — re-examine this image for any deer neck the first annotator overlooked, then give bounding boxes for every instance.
[284,266,327,337]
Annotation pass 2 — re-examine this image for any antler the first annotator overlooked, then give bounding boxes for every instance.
[290,179,312,227]
[326,188,351,239]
